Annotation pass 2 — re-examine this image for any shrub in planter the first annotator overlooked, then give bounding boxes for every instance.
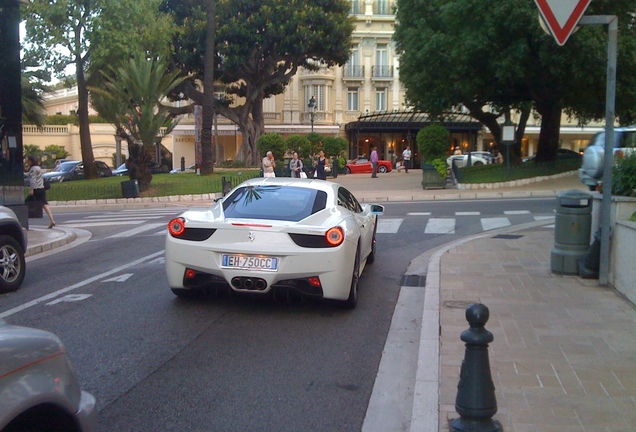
[417,124,450,162]
[431,158,448,178]
[612,152,636,197]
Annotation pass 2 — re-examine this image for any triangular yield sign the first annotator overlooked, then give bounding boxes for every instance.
[534,0,592,45]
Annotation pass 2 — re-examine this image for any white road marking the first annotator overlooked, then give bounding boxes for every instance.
[407,212,432,216]
[62,221,143,228]
[102,273,133,283]
[0,251,164,319]
[504,210,531,215]
[455,211,480,216]
[76,215,164,221]
[46,294,92,305]
[425,218,455,234]
[481,217,511,231]
[377,218,404,233]
[534,215,554,221]
[106,222,167,238]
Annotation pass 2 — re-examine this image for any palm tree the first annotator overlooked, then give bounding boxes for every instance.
[21,74,46,127]
[91,56,186,191]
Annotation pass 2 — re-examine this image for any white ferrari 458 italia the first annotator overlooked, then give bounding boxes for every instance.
[165,177,384,308]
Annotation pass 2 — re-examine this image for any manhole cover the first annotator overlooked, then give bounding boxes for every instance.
[443,300,476,309]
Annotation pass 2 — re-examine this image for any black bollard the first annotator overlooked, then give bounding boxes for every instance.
[450,303,502,432]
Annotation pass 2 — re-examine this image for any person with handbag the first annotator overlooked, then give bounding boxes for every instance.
[26,155,56,228]
[289,152,304,178]
[315,150,329,180]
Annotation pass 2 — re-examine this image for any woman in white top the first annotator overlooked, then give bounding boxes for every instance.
[26,155,56,228]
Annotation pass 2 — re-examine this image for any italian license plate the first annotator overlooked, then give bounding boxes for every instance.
[221,254,279,271]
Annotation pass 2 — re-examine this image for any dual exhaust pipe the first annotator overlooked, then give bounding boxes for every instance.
[231,277,267,291]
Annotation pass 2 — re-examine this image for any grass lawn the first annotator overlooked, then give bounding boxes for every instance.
[455,159,581,183]
[46,169,261,201]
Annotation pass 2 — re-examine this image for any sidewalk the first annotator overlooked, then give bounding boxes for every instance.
[25,170,636,431]
[433,226,636,432]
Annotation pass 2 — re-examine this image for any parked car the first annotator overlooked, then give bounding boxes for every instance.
[523,148,582,163]
[446,153,491,168]
[170,163,196,174]
[0,206,26,293]
[43,160,112,182]
[42,161,82,183]
[165,177,384,308]
[345,158,393,174]
[0,321,97,431]
[579,126,636,190]
[112,163,128,176]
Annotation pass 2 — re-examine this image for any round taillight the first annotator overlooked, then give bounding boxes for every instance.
[325,227,344,246]
[168,217,186,237]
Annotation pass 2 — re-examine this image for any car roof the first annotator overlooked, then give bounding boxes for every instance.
[239,177,344,195]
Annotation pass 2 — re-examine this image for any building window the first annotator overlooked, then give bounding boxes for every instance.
[375,88,387,111]
[351,0,361,14]
[376,44,388,67]
[306,85,326,111]
[344,46,364,78]
[376,0,390,15]
[347,88,359,111]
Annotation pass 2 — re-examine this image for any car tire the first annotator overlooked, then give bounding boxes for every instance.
[171,288,202,299]
[473,161,483,166]
[378,165,388,173]
[343,245,360,309]
[0,235,26,294]
[345,167,351,175]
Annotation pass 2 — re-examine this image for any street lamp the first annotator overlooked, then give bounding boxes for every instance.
[307,95,316,133]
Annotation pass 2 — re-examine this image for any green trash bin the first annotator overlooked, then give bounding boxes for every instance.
[550,189,592,275]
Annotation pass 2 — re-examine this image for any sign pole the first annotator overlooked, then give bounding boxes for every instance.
[578,16,618,285]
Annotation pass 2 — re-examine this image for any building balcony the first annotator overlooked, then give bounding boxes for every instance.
[371,65,394,80]
[302,111,334,124]
[343,65,365,81]
[300,66,335,80]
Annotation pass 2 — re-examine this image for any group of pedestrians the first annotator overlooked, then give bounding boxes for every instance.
[262,150,330,180]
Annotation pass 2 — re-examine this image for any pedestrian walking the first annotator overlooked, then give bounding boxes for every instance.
[289,152,304,178]
[370,146,379,178]
[262,151,276,178]
[402,145,411,173]
[26,155,56,228]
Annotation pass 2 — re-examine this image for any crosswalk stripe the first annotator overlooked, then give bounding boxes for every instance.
[481,217,511,231]
[504,210,531,215]
[82,215,165,220]
[62,221,143,228]
[106,222,167,238]
[456,211,480,216]
[425,218,455,234]
[534,215,553,221]
[377,218,404,234]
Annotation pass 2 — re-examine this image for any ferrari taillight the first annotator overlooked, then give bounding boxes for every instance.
[325,227,344,246]
[168,217,186,237]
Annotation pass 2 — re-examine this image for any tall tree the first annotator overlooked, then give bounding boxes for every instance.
[394,0,636,163]
[91,56,186,191]
[162,0,354,165]
[22,0,175,178]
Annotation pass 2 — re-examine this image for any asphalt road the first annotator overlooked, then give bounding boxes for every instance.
[2,197,557,431]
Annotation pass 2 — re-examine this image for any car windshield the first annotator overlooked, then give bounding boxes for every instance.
[222,185,328,222]
[52,162,77,173]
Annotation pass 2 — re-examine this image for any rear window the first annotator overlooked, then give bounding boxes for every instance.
[222,185,328,222]
[590,131,636,149]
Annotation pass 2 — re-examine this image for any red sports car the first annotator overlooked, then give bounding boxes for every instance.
[345,158,393,174]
